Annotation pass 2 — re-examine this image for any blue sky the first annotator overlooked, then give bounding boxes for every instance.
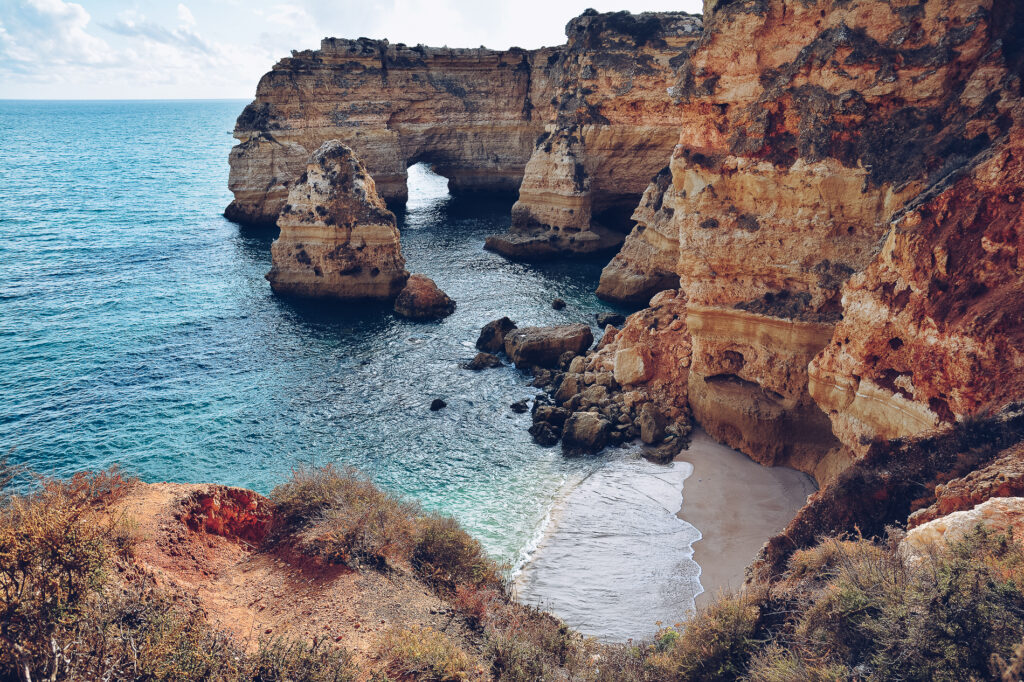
[0,0,703,99]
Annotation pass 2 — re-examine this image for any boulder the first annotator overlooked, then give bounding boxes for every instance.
[266,141,409,299]
[476,317,517,353]
[561,411,612,455]
[464,352,503,371]
[552,298,566,310]
[394,274,456,320]
[637,403,667,445]
[613,345,652,385]
[510,399,530,414]
[529,421,561,447]
[504,324,594,369]
[429,398,447,411]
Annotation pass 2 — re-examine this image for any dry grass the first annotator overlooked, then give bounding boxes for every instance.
[380,625,477,681]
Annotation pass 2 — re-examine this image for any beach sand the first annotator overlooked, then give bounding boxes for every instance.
[677,429,817,609]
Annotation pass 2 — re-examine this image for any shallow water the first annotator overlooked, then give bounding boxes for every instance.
[517,452,702,641]
[0,100,624,571]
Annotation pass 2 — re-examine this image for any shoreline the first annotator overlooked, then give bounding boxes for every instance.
[676,430,817,608]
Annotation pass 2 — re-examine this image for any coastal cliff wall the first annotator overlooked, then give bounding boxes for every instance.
[226,40,555,226]
[592,0,1024,479]
[226,10,701,239]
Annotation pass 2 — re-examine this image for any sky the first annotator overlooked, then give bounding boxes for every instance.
[0,0,703,99]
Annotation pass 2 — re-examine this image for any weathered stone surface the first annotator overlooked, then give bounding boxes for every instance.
[901,497,1024,564]
[909,443,1024,529]
[266,141,408,299]
[637,403,666,445]
[228,11,703,264]
[595,312,626,328]
[485,11,703,259]
[393,274,456,320]
[592,0,1024,480]
[561,411,612,454]
[476,317,517,353]
[504,324,594,369]
[810,102,1024,456]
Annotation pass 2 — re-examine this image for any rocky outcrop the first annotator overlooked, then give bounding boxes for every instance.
[485,11,703,259]
[227,10,702,260]
[266,141,408,299]
[901,497,1024,563]
[504,324,593,369]
[809,102,1024,456]
[590,0,1024,479]
[393,274,456,320]
[228,41,556,225]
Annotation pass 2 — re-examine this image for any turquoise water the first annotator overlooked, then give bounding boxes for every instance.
[0,99,628,566]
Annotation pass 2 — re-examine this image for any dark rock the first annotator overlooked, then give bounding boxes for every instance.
[596,312,627,327]
[463,352,503,370]
[476,316,517,352]
[533,405,569,428]
[552,298,567,310]
[554,373,583,403]
[561,411,612,455]
[504,324,594,369]
[558,350,578,370]
[638,403,667,444]
[529,421,562,447]
[642,435,687,464]
[430,398,447,411]
[531,369,555,388]
[394,274,456,320]
[510,399,530,414]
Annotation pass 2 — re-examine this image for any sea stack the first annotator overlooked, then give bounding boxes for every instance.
[266,141,408,299]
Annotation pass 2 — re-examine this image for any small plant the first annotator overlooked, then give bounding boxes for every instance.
[413,514,505,593]
[380,625,475,681]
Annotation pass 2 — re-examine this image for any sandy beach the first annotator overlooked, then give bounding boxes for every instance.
[677,429,817,608]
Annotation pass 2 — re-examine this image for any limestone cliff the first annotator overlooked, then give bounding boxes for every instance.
[266,141,408,299]
[593,0,1024,477]
[484,11,702,258]
[226,10,701,251]
[809,101,1024,457]
[227,41,556,226]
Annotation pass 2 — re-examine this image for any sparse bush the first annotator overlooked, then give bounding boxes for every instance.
[380,625,475,681]
[413,514,505,592]
[0,468,132,677]
[271,464,421,569]
[646,586,768,681]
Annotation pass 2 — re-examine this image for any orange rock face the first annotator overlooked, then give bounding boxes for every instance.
[226,10,702,255]
[810,104,1024,455]
[594,0,1024,476]
[267,141,408,299]
[485,11,703,259]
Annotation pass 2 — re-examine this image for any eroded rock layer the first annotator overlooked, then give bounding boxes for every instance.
[485,11,703,258]
[593,0,1024,475]
[267,141,408,299]
[226,10,701,247]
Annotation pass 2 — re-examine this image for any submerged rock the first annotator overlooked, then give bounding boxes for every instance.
[267,141,408,299]
[510,399,530,414]
[504,324,594,369]
[394,274,456,320]
[464,352,503,371]
[476,317,517,353]
[552,298,566,310]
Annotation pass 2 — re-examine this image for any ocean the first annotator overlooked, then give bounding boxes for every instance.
[0,99,711,638]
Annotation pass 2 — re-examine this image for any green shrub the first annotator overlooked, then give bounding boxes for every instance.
[646,586,767,681]
[380,625,475,681]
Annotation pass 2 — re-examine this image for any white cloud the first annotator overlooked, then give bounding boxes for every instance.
[177,4,196,27]
[1,0,112,69]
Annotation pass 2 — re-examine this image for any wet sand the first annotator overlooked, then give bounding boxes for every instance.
[677,429,817,608]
